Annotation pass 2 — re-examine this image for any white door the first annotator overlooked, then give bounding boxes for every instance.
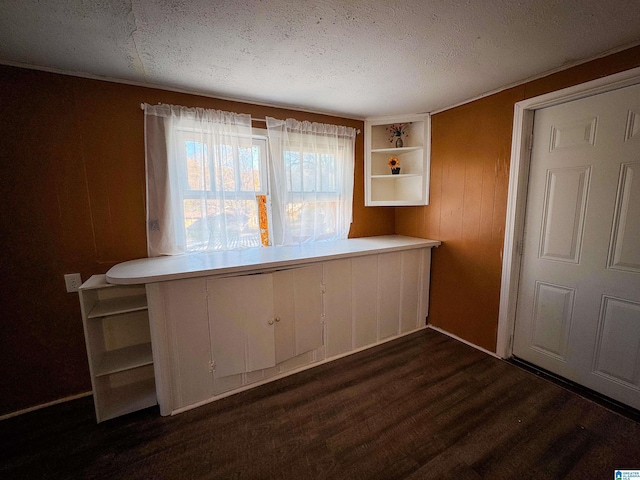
[513,83,640,409]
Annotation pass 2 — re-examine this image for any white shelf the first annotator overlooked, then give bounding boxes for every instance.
[371,146,422,154]
[365,114,430,206]
[80,274,111,290]
[79,275,156,422]
[95,342,154,376]
[87,294,148,318]
[98,376,157,421]
[371,173,421,178]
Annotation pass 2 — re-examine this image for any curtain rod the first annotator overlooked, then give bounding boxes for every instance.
[140,103,360,134]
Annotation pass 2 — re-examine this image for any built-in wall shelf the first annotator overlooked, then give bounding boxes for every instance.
[365,114,430,206]
[79,275,156,422]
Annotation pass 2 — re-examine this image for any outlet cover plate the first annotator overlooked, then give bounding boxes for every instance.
[64,273,82,293]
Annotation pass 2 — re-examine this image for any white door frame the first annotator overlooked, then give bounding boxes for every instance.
[496,66,640,359]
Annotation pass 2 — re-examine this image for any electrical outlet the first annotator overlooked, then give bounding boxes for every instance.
[64,273,82,293]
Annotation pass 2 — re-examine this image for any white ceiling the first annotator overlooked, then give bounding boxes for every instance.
[1,0,639,119]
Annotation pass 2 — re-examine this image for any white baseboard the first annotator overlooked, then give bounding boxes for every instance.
[0,391,92,422]
[427,325,501,359]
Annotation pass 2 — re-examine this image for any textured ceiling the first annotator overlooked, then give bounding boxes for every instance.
[1,0,639,118]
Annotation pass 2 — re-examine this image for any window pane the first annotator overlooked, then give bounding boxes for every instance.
[252,146,262,191]
[185,141,210,190]
[285,150,337,193]
[178,133,267,252]
[239,146,261,191]
[319,153,336,191]
[184,198,261,251]
[214,144,237,192]
[285,200,338,243]
[284,151,301,192]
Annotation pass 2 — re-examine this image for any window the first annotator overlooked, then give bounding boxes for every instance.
[280,149,340,242]
[267,117,356,246]
[144,104,356,256]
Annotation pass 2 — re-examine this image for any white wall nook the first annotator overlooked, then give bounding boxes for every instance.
[365,115,430,206]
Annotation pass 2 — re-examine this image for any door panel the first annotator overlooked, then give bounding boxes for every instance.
[323,259,353,357]
[161,278,213,409]
[529,281,574,361]
[352,256,378,348]
[273,269,296,364]
[592,296,640,386]
[608,162,640,272]
[539,166,590,262]
[513,83,640,409]
[273,265,323,363]
[400,249,422,333]
[207,274,275,376]
[290,265,323,357]
[377,252,402,339]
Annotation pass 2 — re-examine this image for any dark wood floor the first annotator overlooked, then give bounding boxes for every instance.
[2,329,639,480]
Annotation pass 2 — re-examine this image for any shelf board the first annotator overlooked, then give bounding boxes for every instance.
[371,146,423,153]
[97,377,157,422]
[80,274,109,290]
[368,200,426,206]
[95,343,154,377]
[371,173,421,179]
[88,294,148,318]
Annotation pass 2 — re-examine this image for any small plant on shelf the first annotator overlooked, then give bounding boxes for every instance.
[388,156,401,174]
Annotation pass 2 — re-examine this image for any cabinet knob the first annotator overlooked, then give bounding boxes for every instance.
[268,319,274,325]
[275,317,281,323]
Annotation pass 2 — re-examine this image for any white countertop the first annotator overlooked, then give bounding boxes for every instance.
[106,235,441,285]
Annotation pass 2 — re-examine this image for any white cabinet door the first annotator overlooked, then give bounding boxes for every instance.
[273,269,295,364]
[273,265,323,363]
[149,278,213,412]
[207,274,275,376]
[323,258,353,357]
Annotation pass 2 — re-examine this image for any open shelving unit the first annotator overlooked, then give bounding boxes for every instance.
[365,114,430,206]
[79,274,156,422]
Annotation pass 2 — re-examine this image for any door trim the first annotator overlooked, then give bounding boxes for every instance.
[496,66,640,359]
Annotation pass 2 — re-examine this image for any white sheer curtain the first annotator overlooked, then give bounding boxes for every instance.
[266,117,356,245]
[144,103,257,256]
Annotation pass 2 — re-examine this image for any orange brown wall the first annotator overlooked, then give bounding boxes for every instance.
[396,45,640,352]
[0,66,392,416]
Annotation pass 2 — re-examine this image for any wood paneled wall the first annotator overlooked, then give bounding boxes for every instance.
[396,45,640,352]
[0,66,390,416]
